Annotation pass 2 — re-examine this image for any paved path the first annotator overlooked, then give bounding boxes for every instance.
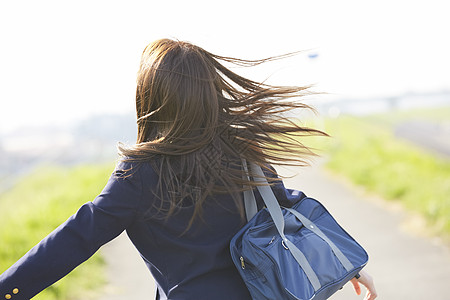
[279,161,450,299]
[98,161,450,299]
[394,119,450,158]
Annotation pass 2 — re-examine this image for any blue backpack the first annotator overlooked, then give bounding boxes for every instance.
[230,162,368,300]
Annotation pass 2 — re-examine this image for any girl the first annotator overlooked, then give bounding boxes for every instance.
[0,39,376,300]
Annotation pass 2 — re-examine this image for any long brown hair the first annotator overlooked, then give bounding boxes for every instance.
[119,38,326,226]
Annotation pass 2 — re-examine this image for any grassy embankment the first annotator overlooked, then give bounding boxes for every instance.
[0,163,115,300]
[306,107,450,238]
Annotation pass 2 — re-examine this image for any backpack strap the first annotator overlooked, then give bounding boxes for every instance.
[286,208,354,272]
[245,162,322,291]
[241,159,258,221]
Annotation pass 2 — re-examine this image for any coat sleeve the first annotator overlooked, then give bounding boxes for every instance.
[0,161,144,300]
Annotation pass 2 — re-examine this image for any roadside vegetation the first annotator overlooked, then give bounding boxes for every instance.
[309,106,450,239]
[0,163,115,300]
[1,106,449,299]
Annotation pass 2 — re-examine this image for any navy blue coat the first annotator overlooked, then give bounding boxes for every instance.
[0,161,299,299]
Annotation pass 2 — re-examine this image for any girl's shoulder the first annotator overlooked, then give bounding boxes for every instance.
[113,158,160,181]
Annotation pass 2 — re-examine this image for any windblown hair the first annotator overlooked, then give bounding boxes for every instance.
[119,38,326,226]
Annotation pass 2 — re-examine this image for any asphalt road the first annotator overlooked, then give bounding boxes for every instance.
[280,161,450,300]
[394,119,450,158]
[97,160,450,299]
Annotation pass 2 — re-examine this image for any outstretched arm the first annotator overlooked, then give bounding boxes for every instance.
[0,161,144,300]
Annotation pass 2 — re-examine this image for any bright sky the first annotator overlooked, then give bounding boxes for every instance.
[1,0,449,133]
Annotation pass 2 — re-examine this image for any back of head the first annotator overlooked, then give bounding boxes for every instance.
[119,38,326,225]
[134,39,219,152]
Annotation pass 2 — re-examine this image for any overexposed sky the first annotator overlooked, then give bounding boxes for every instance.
[1,0,449,133]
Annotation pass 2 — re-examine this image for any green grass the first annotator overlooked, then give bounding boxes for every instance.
[366,106,450,126]
[0,163,115,300]
[308,108,450,238]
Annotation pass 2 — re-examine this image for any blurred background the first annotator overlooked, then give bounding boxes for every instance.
[0,0,449,299]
